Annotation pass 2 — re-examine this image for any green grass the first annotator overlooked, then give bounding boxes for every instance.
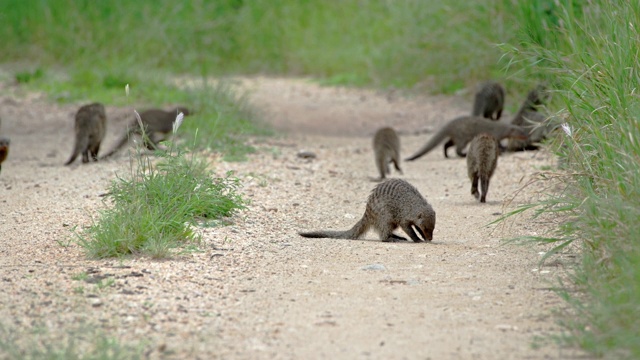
[77,132,247,259]
[0,0,541,94]
[0,323,142,360]
[505,0,640,357]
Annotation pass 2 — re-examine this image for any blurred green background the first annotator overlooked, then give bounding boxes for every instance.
[0,0,548,94]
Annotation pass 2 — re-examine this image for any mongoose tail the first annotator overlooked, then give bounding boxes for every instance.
[64,133,89,165]
[404,125,451,161]
[299,216,370,240]
[100,129,134,159]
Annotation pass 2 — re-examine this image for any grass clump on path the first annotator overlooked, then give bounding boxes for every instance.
[78,113,246,259]
[507,1,640,357]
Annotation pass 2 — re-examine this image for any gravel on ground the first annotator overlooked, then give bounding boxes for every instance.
[0,76,586,359]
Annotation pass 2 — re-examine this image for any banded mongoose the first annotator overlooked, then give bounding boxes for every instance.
[299,178,436,242]
[0,137,9,173]
[65,102,107,165]
[372,127,402,181]
[506,85,555,151]
[101,107,190,158]
[472,81,505,120]
[466,133,499,203]
[404,116,527,160]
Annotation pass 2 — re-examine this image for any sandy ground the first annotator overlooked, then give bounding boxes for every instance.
[0,76,588,359]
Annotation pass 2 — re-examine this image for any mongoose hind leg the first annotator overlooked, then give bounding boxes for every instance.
[455,143,468,158]
[471,173,480,200]
[391,158,402,174]
[90,143,100,162]
[81,150,90,163]
[377,217,404,242]
[443,139,454,158]
[383,233,408,242]
[480,175,490,203]
[382,233,408,242]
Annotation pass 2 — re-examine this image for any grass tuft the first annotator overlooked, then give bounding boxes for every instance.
[0,322,143,360]
[77,122,246,259]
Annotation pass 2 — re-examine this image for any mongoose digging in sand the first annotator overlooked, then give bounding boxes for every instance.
[299,178,436,242]
[405,116,527,160]
[65,102,107,165]
[101,107,190,158]
[372,127,402,181]
[466,133,499,203]
[0,137,9,173]
[472,81,505,120]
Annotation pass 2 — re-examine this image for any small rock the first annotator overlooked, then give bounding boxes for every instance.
[362,264,386,271]
[496,324,517,332]
[297,150,316,159]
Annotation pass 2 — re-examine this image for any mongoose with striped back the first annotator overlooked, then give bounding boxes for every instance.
[372,127,402,181]
[466,133,499,203]
[506,85,556,151]
[472,81,505,120]
[404,115,527,160]
[101,107,190,159]
[299,178,436,242]
[65,102,107,165]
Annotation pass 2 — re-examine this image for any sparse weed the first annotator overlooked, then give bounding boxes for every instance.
[95,278,115,290]
[0,322,143,360]
[77,111,247,259]
[71,272,89,281]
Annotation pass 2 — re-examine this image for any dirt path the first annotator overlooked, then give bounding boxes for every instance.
[0,77,585,359]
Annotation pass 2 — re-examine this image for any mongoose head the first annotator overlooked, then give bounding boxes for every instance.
[413,212,436,241]
[174,107,191,116]
[524,85,550,111]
